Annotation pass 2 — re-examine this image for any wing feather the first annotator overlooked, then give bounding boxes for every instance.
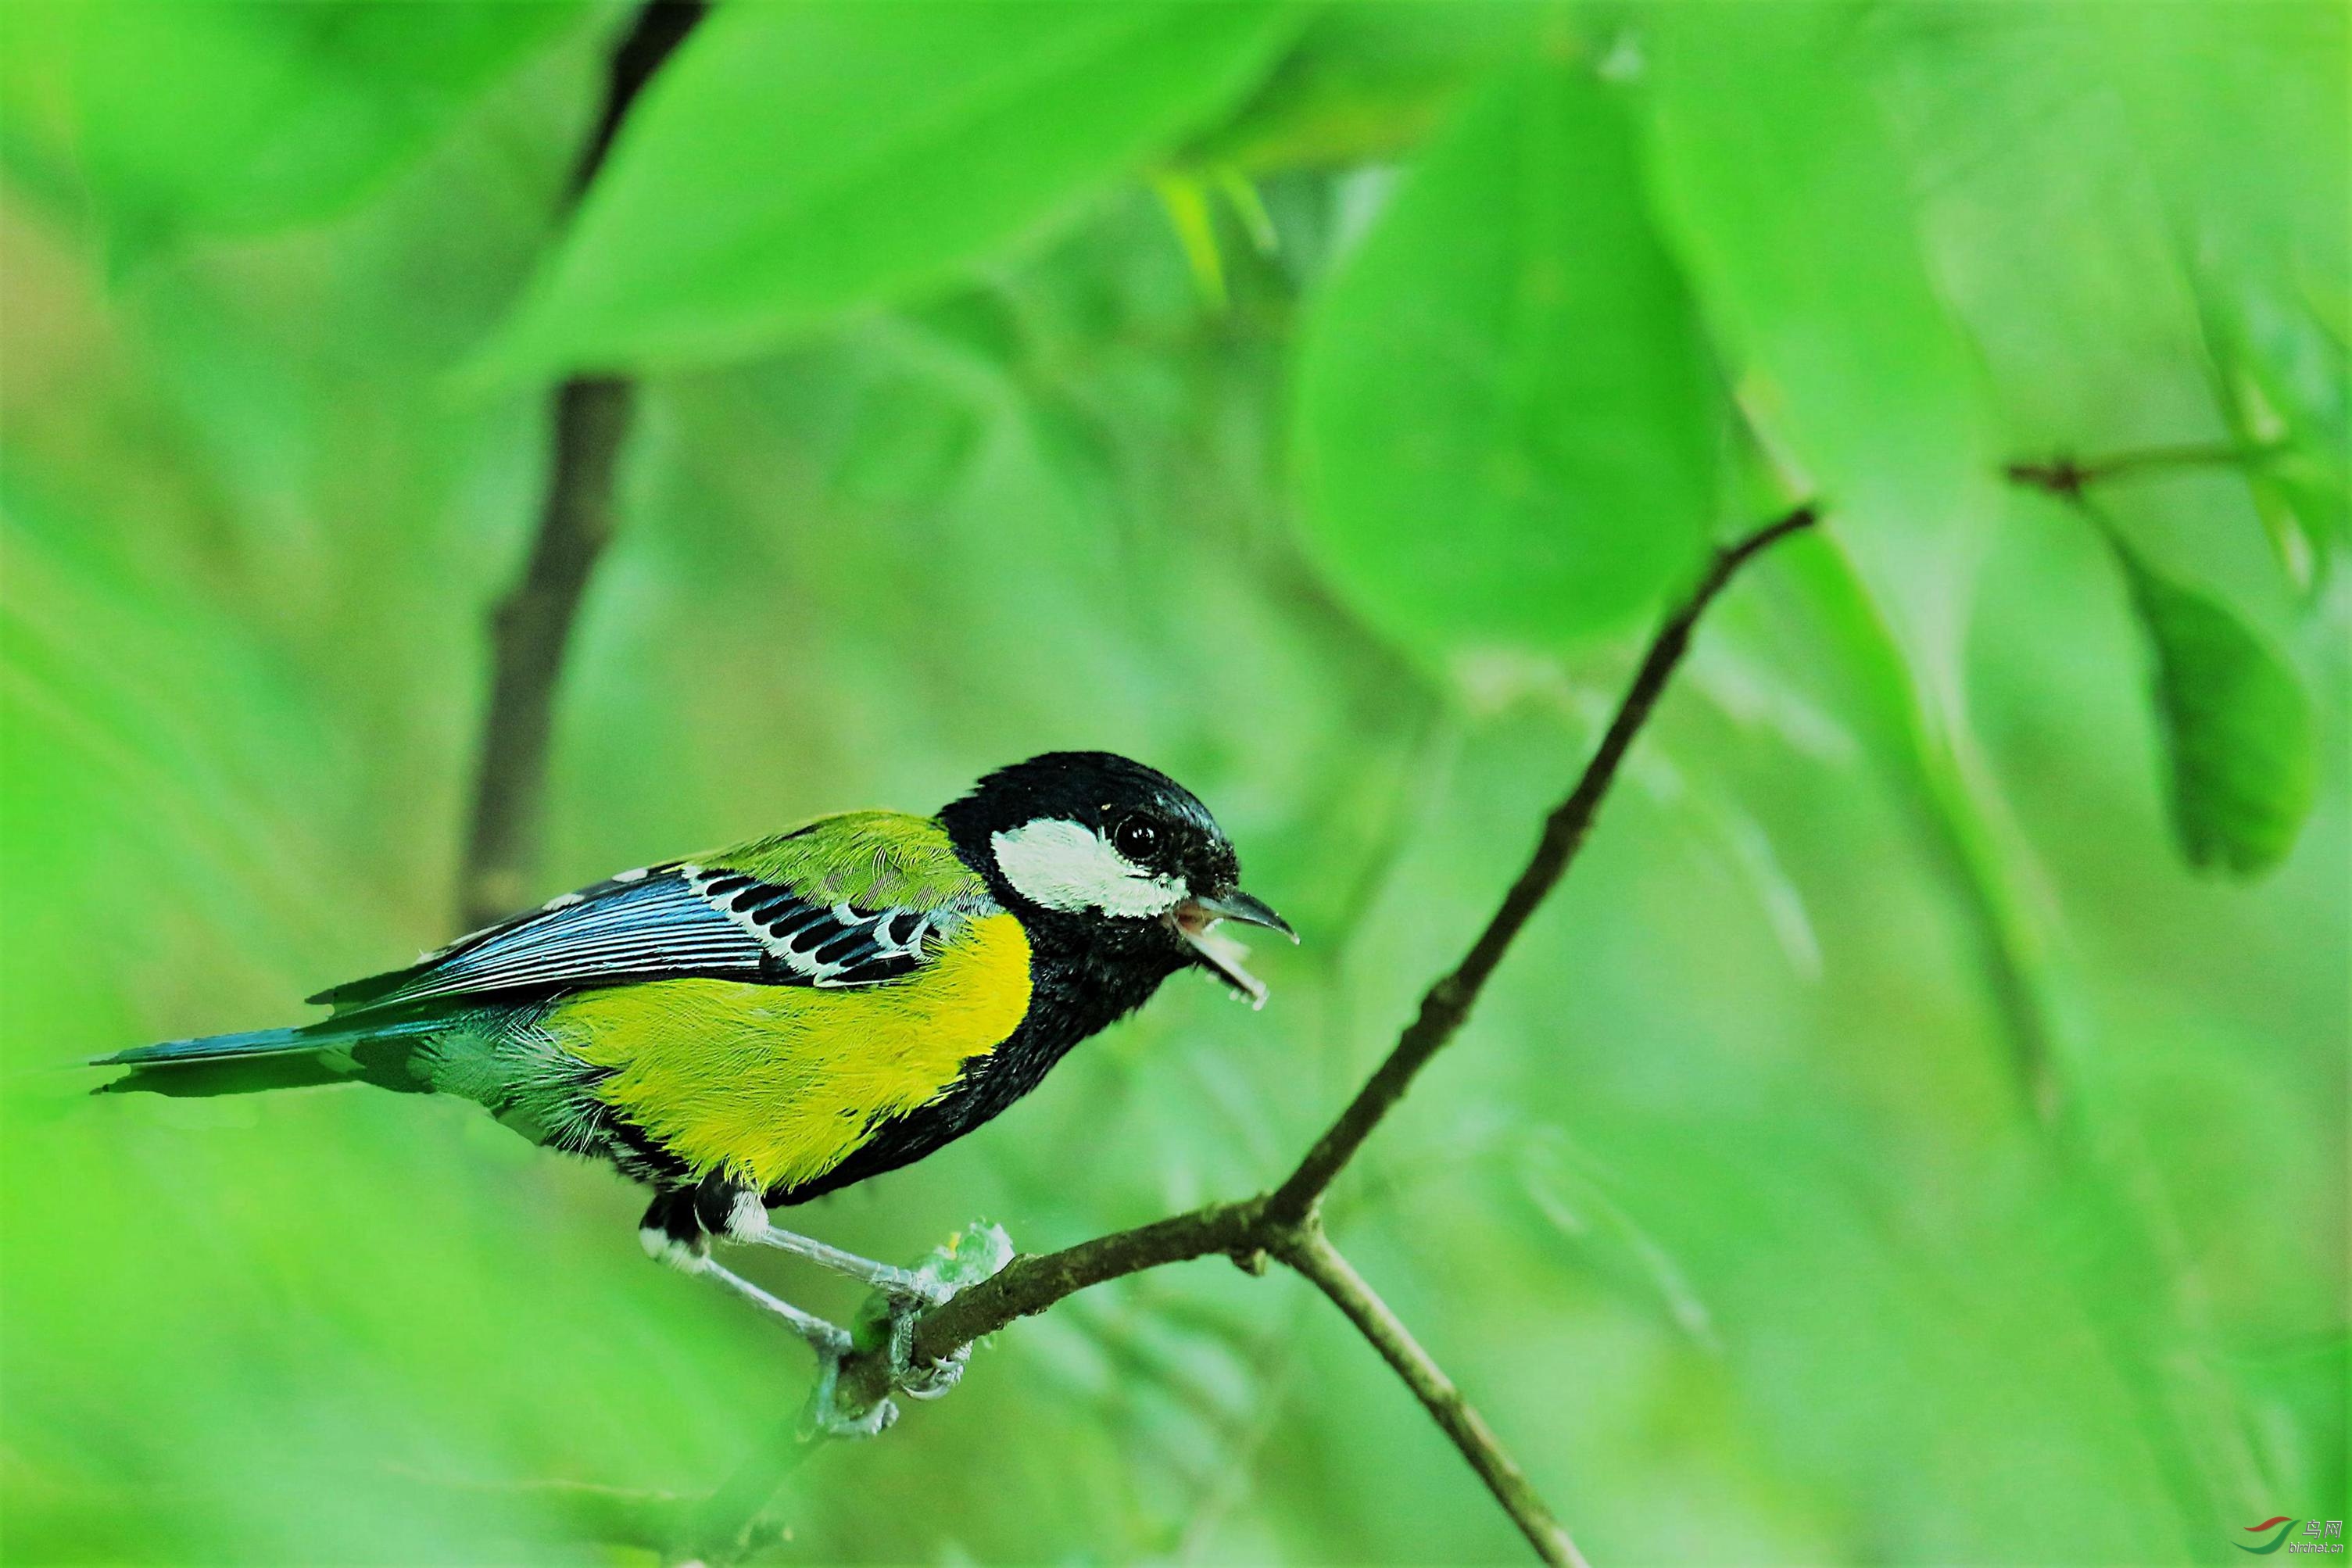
[317,874,767,1014]
[311,813,997,1018]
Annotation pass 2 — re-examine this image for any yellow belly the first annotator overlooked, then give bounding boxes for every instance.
[554,913,1032,1190]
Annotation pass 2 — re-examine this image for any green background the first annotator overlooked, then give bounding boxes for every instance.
[2,2,2343,1563]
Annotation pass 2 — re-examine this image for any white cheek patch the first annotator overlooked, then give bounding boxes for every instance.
[991,819,1186,918]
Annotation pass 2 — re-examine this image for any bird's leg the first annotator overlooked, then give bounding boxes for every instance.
[650,1187,1016,1436]
[697,1179,945,1305]
[743,1226,943,1301]
[697,1258,850,1360]
[639,1189,866,1374]
[698,1258,898,1439]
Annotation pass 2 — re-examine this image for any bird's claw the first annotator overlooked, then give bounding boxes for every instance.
[809,1221,1013,1437]
[882,1290,968,1402]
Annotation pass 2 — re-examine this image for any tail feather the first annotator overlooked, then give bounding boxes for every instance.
[96,1023,324,1068]
[94,1016,445,1097]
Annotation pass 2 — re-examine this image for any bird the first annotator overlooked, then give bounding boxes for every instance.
[95,751,1292,1378]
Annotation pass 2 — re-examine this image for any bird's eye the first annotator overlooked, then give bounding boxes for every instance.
[1111,815,1161,863]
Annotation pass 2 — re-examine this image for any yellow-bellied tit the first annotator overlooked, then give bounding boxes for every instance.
[96,752,1292,1376]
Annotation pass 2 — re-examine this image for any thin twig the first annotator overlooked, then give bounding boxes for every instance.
[1277,1223,1588,1568]
[402,1474,699,1553]
[2003,439,2286,500]
[456,0,705,928]
[693,505,1820,1563]
[1265,503,1818,1226]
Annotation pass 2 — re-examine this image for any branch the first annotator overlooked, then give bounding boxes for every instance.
[446,5,1817,1550]
[2003,439,2286,501]
[570,0,707,195]
[905,1199,1267,1365]
[461,376,632,923]
[1266,504,1817,1225]
[457,0,705,928]
[696,505,1820,1564]
[1278,1224,1591,1568]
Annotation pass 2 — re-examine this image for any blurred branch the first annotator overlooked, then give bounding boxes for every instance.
[570,0,706,195]
[688,1430,822,1566]
[2003,439,2287,502]
[39,1473,714,1557]
[462,376,632,924]
[693,504,1820,1566]
[457,0,705,928]
[396,1474,703,1554]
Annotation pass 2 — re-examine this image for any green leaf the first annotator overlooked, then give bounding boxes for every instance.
[1187,1,1544,174]
[2103,524,2315,877]
[478,2,1297,378]
[1641,3,1996,671]
[1294,61,1718,660]
[4,2,580,262]
[1779,529,2070,1115]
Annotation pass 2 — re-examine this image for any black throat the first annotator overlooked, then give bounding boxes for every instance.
[934,792,1196,1104]
[765,802,1193,1208]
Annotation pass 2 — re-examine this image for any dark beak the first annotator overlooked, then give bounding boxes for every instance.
[1169,886,1296,1009]
[1182,887,1296,942]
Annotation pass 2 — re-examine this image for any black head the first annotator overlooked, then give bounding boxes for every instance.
[939,751,1294,1004]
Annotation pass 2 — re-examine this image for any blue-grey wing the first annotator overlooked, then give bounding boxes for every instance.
[311,865,946,1016]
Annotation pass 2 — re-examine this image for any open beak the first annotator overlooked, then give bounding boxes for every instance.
[1169,888,1297,1010]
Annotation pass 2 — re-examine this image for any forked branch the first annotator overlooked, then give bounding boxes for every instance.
[2003,439,2286,500]
[695,504,1820,1566]
[451,7,1820,1554]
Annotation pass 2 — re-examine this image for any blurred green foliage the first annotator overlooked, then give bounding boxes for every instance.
[4,2,584,263]
[483,1,1301,375]
[1296,59,1717,653]
[1,2,2343,1564]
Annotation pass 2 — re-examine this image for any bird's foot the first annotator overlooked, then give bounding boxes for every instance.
[858,1221,1015,1402]
[794,1222,1015,1437]
[681,1258,892,1439]
[678,1218,1012,1438]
